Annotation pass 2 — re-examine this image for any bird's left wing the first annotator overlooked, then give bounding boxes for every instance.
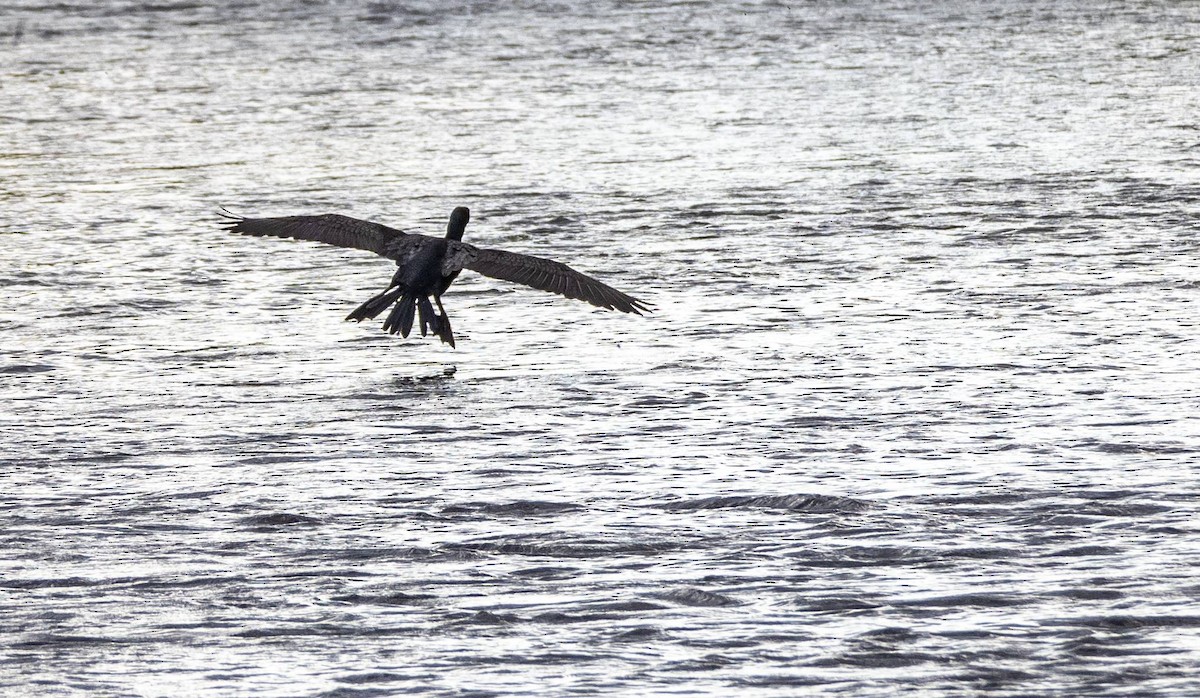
[219,209,407,259]
[446,242,651,315]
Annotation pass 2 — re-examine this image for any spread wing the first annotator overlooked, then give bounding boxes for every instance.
[448,242,651,315]
[218,209,411,259]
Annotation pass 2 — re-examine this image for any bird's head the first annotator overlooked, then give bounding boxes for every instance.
[446,206,470,240]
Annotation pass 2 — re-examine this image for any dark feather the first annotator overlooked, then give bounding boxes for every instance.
[454,245,651,315]
[346,287,404,322]
[382,295,417,336]
[219,209,412,259]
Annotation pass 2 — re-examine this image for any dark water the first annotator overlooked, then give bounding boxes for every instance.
[3,1,1200,695]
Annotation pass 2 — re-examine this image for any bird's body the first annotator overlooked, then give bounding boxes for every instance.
[219,206,649,347]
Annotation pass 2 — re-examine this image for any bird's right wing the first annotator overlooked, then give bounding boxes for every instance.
[449,243,652,315]
[218,209,409,259]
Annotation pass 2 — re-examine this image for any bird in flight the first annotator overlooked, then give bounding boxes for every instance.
[219,207,650,348]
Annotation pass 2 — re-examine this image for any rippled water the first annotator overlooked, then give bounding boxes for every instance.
[3,1,1200,695]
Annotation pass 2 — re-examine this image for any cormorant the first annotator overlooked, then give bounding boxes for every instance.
[218,207,650,348]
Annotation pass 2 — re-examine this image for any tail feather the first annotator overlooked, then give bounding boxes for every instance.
[347,287,403,322]
[382,295,417,336]
[359,290,457,347]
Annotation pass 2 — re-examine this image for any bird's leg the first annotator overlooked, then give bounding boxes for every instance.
[433,295,455,348]
[434,295,452,332]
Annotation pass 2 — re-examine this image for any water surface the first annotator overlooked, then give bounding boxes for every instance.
[2,1,1200,695]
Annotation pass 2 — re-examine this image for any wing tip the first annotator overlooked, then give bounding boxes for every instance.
[216,206,246,232]
[625,299,654,315]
